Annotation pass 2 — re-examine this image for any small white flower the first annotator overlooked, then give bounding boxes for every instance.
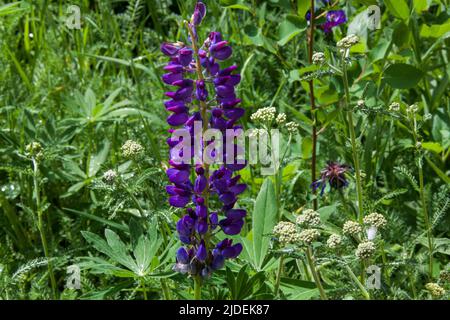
[363,212,387,229]
[103,169,117,183]
[357,99,365,108]
[286,121,299,134]
[337,34,360,49]
[296,209,321,227]
[388,102,400,112]
[250,107,277,123]
[343,220,362,236]
[273,221,300,245]
[355,241,376,259]
[121,140,144,158]
[312,52,326,65]
[276,113,287,124]
[327,234,342,249]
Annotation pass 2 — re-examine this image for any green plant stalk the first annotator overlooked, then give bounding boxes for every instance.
[341,56,364,223]
[160,279,172,300]
[194,276,202,300]
[411,115,433,279]
[33,158,57,299]
[419,164,433,279]
[141,279,148,300]
[344,264,370,300]
[274,255,285,297]
[308,0,318,211]
[305,246,327,300]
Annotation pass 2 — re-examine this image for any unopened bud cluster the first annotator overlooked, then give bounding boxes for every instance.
[286,121,299,134]
[425,282,445,297]
[312,52,326,65]
[273,221,300,245]
[250,107,276,123]
[121,140,144,158]
[326,234,342,249]
[337,34,359,49]
[296,209,321,227]
[343,220,362,236]
[299,229,320,244]
[363,212,387,229]
[355,241,376,259]
[103,169,118,183]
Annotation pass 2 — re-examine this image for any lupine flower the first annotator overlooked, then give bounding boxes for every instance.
[322,10,347,33]
[305,8,347,33]
[311,161,349,196]
[161,2,246,279]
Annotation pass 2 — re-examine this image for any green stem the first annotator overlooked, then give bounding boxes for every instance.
[305,246,327,300]
[160,279,172,300]
[342,55,364,223]
[194,277,202,300]
[141,279,148,300]
[411,115,433,279]
[308,0,318,211]
[274,255,285,297]
[344,264,370,300]
[33,158,57,299]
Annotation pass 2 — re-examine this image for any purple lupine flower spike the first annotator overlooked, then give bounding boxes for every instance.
[161,2,246,280]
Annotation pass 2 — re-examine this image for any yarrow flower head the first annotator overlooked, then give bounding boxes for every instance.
[286,121,299,134]
[299,229,320,244]
[250,107,276,123]
[425,283,445,297]
[276,113,287,124]
[439,270,450,282]
[311,161,349,196]
[296,209,321,227]
[103,169,117,183]
[388,102,400,112]
[363,212,387,229]
[355,241,376,260]
[161,2,247,279]
[121,140,144,159]
[26,142,44,160]
[327,234,342,249]
[273,221,300,245]
[337,34,360,49]
[312,52,326,65]
[343,220,362,236]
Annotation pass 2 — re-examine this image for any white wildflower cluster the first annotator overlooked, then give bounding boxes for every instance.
[337,34,359,49]
[388,102,400,112]
[425,283,445,297]
[276,113,287,124]
[250,107,276,123]
[286,121,299,134]
[440,270,450,282]
[342,220,362,236]
[312,52,326,65]
[296,209,321,227]
[121,140,144,158]
[273,221,300,245]
[363,212,387,229]
[407,104,418,114]
[357,99,365,108]
[298,229,320,244]
[103,169,118,183]
[355,241,376,260]
[327,234,342,249]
